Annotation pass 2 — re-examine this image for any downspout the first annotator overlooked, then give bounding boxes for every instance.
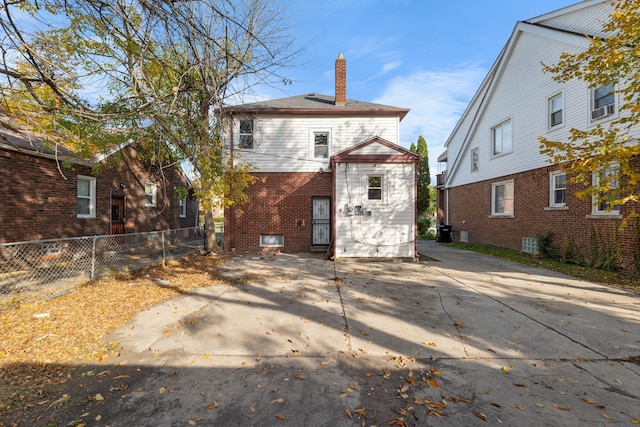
[414,158,419,258]
[330,157,337,260]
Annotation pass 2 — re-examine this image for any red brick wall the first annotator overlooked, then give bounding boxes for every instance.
[447,165,639,273]
[0,145,197,243]
[225,171,332,253]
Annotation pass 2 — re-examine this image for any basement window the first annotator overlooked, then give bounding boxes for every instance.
[260,234,284,247]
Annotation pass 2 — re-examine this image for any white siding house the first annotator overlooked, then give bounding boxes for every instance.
[223,55,419,259]
[438,0,640,272]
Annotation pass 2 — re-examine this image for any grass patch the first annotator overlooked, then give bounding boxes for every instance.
[446,242,640,293]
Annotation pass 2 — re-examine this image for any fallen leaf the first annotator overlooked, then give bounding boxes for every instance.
[293,375,305,380]
[365,371,374,377]
[601,413,613,420]
[206,401,219,410]
[423,342,437,347]
[159,387,167,394]
[513,383,527,388]
[427,379,440,388]
[271,398,284,404]
[473,411,488,421]
[345,409,352,419]
[552,404,570,411]
[95,415,102,421]
[535,403,545,408]
[275,414,287,420]
[502,367,509,373]
[202,354,211,359]
[515,404,525,411]
[353,408,368,418]
[631,419,640,424]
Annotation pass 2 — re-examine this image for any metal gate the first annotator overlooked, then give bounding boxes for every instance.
[312,197,330,246]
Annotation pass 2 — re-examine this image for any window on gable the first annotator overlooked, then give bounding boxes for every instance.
[550,171,566,207]
[471,147,479,172]
[239,119,254,149]
[77,175,96,218]
[145,182,157,207]
[492,180,514,216]
[591,84,615,121]
[492,119,512,156]
[367,175,383,201]
[179,197,187,218]
[313,131,329,159]
[549,93,563,128]
[592,165,619,214]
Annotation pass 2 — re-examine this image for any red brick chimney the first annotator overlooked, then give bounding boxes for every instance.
[335,53,346,106]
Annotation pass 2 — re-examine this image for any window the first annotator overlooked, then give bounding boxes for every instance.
[549,93,563,128]
[592,165,619,214]
[591,84,615,120]
[471,147,479,172]
[313,131,329,159]
[77,176,96,218]
[492,180,514,216]
[239,119,254,149]
[550,171,566,207]
[492,119,512,156]
[260,234,284,247]
[145,182,157,207]
[367,175,383,200]
[179,197,187,218]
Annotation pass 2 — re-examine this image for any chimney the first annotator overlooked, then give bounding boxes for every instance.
[335,53,346,106]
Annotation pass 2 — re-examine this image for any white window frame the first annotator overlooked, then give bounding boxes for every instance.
[238,118,254,149]
[179,197,187,218]
[77,175,96,218]
[549,170,566,208]
[592,164,620,215]
[361,170,387,203]
[471,147,479,172]
[491,119,512,157]
[145,182,157,207]
[260,234,284,247]
[309,129,331,160]
[491,179,514,216]
[590,84,616,122]
[548,93,564,129]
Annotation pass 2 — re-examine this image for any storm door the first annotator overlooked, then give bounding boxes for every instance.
[312,197,331,246]
[111,197,125,234]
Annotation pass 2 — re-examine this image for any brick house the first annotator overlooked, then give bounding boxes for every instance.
[0,124,198,243]
[437,0,640,271]
[223,54,419,259]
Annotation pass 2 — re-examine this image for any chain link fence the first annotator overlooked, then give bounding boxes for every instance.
[0,227,204,300]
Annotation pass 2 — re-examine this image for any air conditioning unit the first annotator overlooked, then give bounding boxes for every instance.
[591,104,615,120]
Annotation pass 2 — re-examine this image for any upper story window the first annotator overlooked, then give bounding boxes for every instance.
[145,182,157,207]
[549,93,564,128]
[492,119,512,156]
[239,119,254,149]
[313,131,329,159]
[491,179,514,216]
[179,197,187,218]
[591,84,615,121]
[592,164,619,215]
[77,175,96,218]
[549,171,566,208]
[471,147,479,172]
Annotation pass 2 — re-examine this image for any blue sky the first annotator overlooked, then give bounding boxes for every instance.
[251,0,579,173]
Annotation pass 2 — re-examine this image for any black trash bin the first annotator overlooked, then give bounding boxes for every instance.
[437,225,453,243]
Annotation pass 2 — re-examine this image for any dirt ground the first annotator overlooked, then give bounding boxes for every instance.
[0,250,224,426]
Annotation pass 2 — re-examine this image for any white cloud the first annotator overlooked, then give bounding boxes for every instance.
[374,64,486,173]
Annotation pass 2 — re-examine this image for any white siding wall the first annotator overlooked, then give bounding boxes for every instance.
[233,115,400,172]
[448,28,633,188]
[534,2,614,38]
[334,162,415,258]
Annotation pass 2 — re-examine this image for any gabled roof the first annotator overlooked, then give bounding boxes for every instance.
[442,0,611,187]
[0,118,131,166]
[331,136,419,164]
[224,93,410,121]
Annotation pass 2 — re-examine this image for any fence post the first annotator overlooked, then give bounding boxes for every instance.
[161,232,166,267]
[91,236,97,280]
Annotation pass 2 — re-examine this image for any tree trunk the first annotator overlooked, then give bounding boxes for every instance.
[204,208,219,252]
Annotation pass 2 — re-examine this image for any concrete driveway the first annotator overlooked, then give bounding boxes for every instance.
[47,241,640,426]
